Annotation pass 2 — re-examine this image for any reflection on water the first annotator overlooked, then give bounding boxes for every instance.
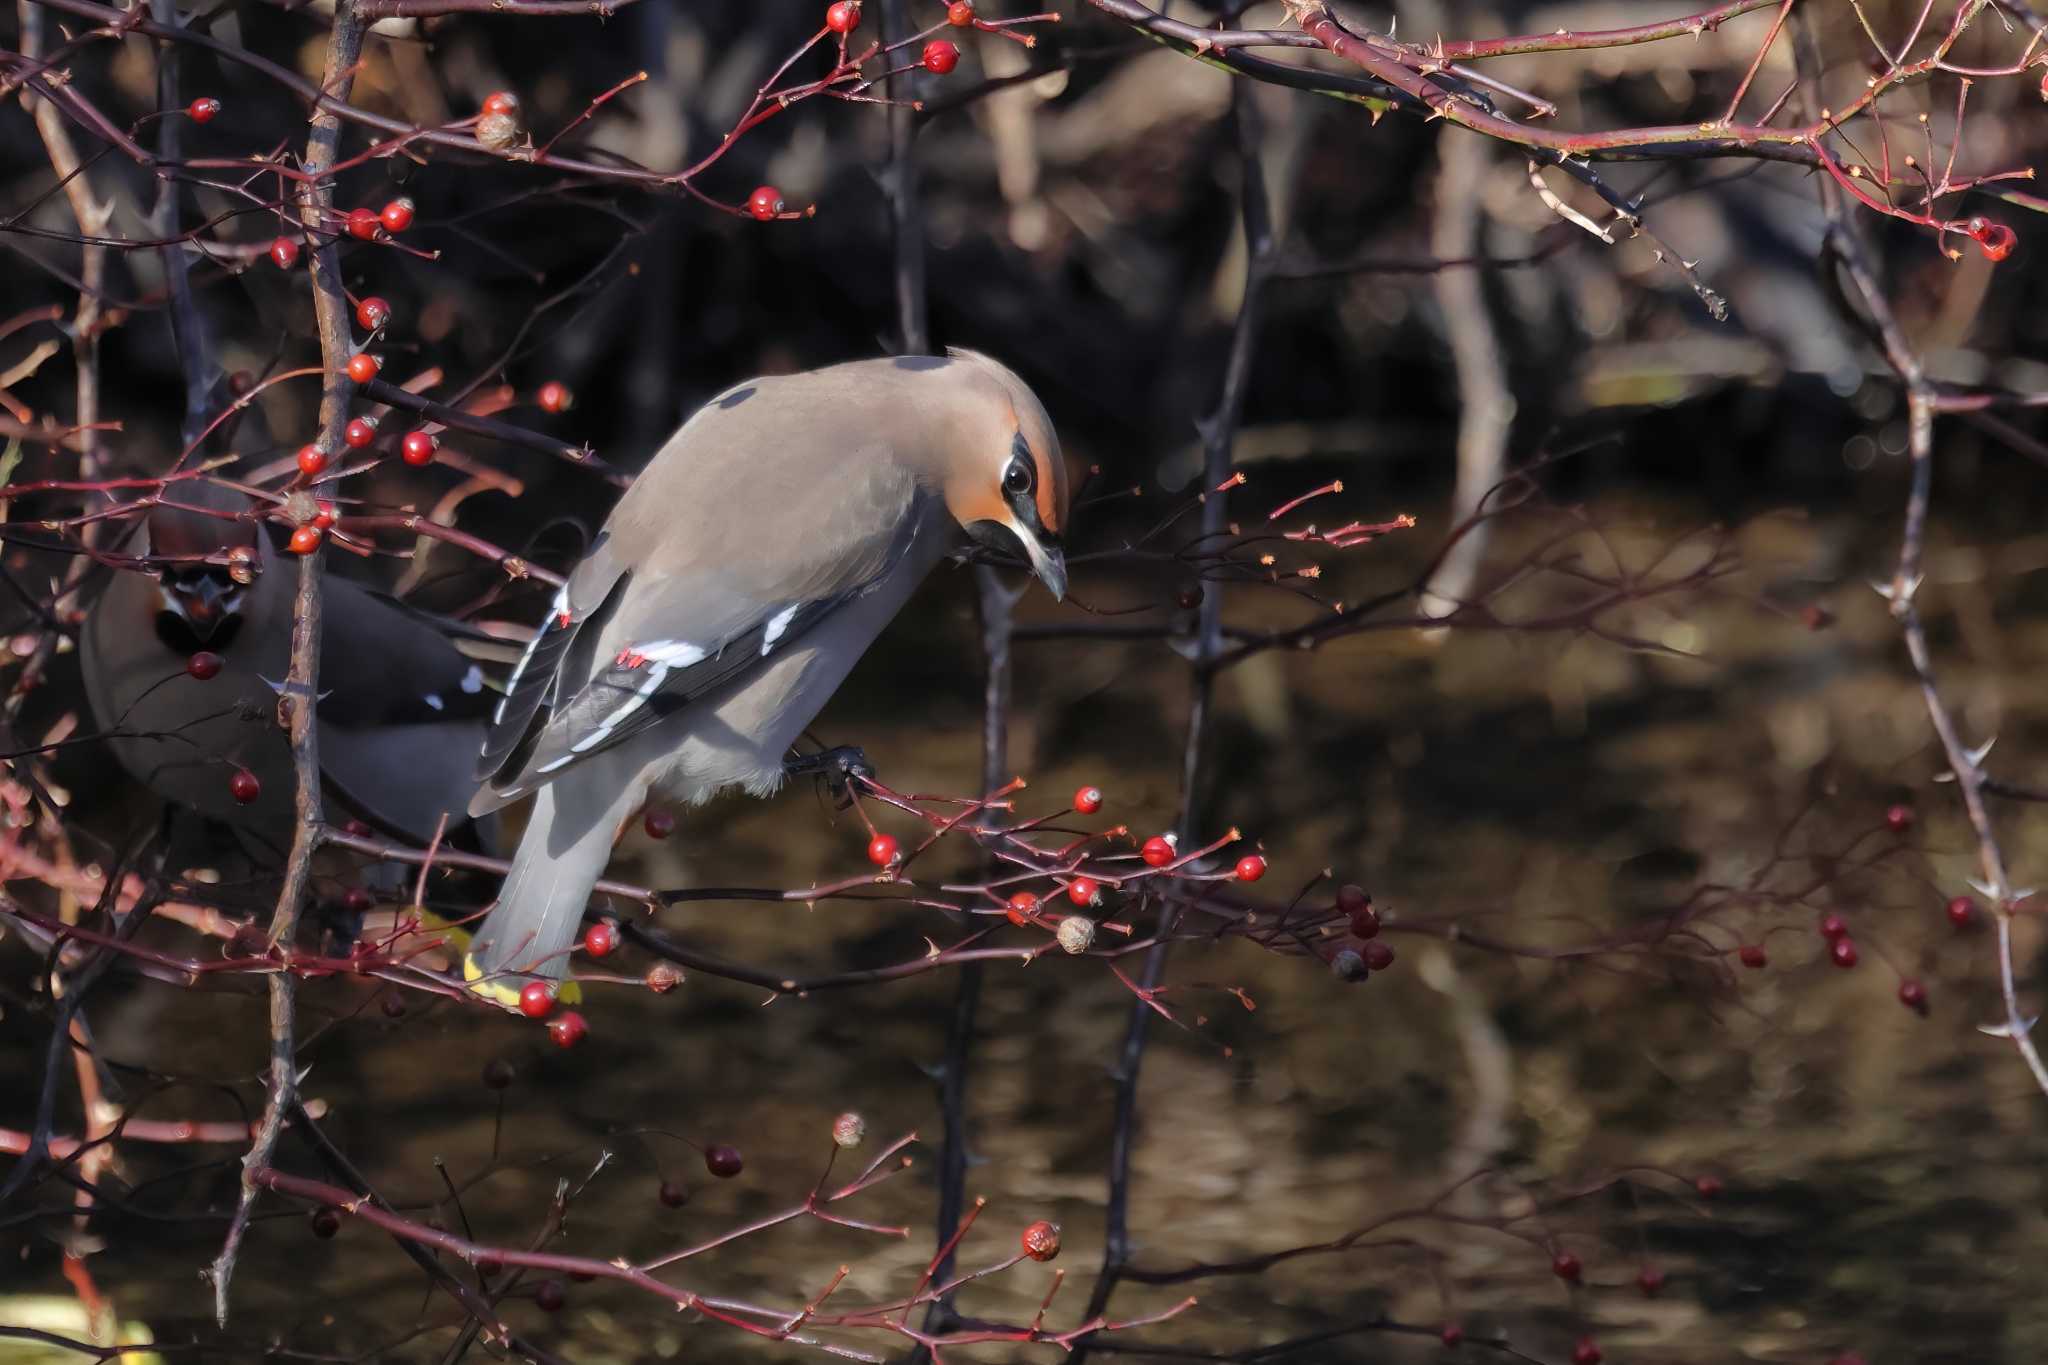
[10,487,2048,1364]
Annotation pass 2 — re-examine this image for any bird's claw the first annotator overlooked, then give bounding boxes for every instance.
[787,745,875,808]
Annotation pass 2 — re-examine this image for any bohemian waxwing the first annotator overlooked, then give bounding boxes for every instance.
[461,351,1068,1006]
[81,478,495,855]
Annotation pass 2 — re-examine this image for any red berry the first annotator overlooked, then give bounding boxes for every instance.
[379,197,415,234]
[1067,875,1099,907]
[345,206,380,240]
[547,1010,587,1048]
[308,1206,340,1238]
[1819,912,1849,941]
[534,1279,565,1312]
[1551,1250,1582,1283]
[1966,215,1991,240]
[1637,1264,1667,1296]
[400,430,438,466]
[1829,1355,1869,1365]
[826,0,861,33]
[1141,835,1175,868]
[658,1180,689,1208]
[1885,803,1914,833]
[269,236,300,270]
[1571,1339,1602,1365]
[229,768,260,804]
[1899,977,1929,1014]
[341,885,375,915]
[643,807,675,839]
[344,416,377,449]
[1738,943,1767,969]
[518,980,554,1018]
[186,651,222,681]
[1439,1323,1464,1347]
[1349,904,1381,939]
[1947,894,1976,928]
[747,185,785,222]
[287,525,323,555]
[346,352,380,384]
[1234,854,1267,883]
[538,380,572,414]
[1361,939,1395,971]
[947,0,975,23]
[921,39,960,73]
[1021,1219,1060,1261]
[1694,1174,1722,1199]
[867,833,900,866]
[1978,222,2018,261]
[1005,891,1039,926]
[355,296,391,330]
[1073,785,1103,814]
[482,1059,516,1089]
[584,921,619,958]
[187,97,220,123]
[313,501,337,530]
[704,1144,743,1178]
[1830,936,1859,968]
[296,444,328,478]
[482,90,520,117]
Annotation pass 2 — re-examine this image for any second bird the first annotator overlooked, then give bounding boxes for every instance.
[463,351,1068,1006]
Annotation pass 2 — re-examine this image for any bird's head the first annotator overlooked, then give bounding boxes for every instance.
[146,482,259,646]
[929,350,1069,601]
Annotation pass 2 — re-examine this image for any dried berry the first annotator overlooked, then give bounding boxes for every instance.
[1331,949,1368,982]
[645,964,681,993]
[947,1,974,23]
[1056,915,1095,954]
[477,111,519,150]
[832,1111,866,1147]
[1021,1219,1060,1261]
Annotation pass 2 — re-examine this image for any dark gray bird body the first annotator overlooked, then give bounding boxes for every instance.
[81,488,493,853]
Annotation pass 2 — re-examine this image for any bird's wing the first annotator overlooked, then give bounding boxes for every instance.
[474,370,933,804]
[317,575,497,730]
[482,507,923,801]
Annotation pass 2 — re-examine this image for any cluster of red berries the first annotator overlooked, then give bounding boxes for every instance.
[515,981,589,1046]
[344,198,416,241]
[1963,215,2018,262]
[1818,912,1858,968]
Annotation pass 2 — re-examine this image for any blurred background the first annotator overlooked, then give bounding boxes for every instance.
[5,1,2048,1361]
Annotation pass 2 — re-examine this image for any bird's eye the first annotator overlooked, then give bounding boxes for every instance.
[1003,457,1034,497]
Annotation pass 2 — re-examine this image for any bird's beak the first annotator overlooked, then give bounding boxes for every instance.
[1022,535,1066,602]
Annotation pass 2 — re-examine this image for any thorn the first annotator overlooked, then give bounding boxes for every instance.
[1979,1014,2039,1039]
[1967,875,2001,899]
[1967,735,1998,768]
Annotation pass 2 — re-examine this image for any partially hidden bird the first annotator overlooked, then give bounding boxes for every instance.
[81,477,496,857]
[462,351,1068,1007]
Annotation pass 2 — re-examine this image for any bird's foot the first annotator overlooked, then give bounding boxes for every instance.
[786,745,875,808]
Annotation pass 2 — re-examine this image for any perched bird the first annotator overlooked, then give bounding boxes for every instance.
[81,479,495,857]
[462,351,1068,1006]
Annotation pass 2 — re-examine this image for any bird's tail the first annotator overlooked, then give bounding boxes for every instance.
[462,775,637,1010]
